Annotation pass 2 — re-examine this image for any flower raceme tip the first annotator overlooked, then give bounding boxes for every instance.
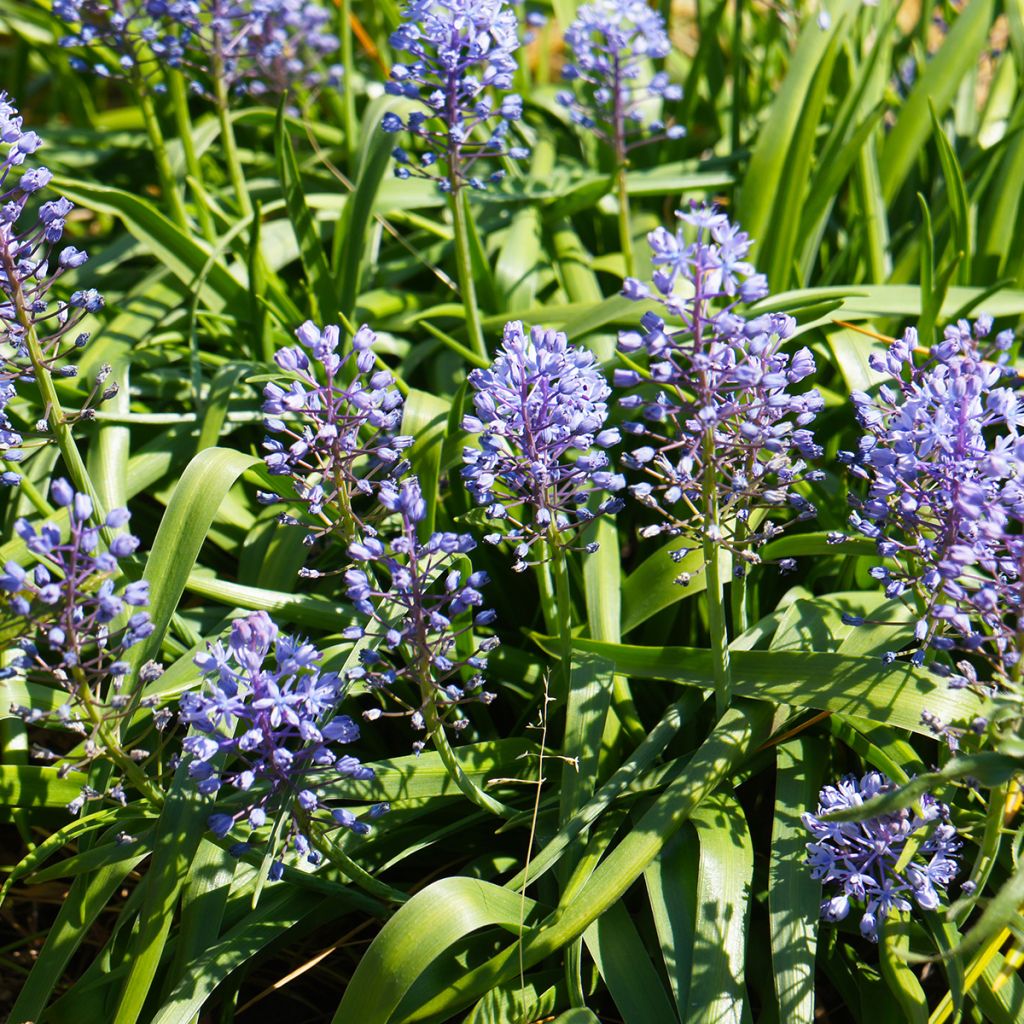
[382,0,528,191]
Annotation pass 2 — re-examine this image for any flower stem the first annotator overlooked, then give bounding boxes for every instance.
[702,475,732,719]
[730,519,749,635]
[311,826,408,903]
[213,70,253,219]
[551,543,574,699]
[612,53,634,278]
[133,74,189,230]
[536,556,558,636]
[425,699,515,818]
[616,164,634,278]
[74,670,164,806]
[0,247,104,520]
[167,69,216,244]
[339,0,358,166]
[449,189,487,360]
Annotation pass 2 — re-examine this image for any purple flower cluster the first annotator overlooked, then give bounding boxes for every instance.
[804,772,961,941]
[839,319,1023,675]
[179,610,382,877]
[461,320,625,569]
[557,0,684,158]
[1,93,107,484]
[53,0,191,80]
[382,0,529,191]
[616,205,823,564]
[3,478,152,727]
[171,0,342,97]
[623,202,769,312]
[55,0,341,96]
[261,320,414,548]
[343,477,498,750]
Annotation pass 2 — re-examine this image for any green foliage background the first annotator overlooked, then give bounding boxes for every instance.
[1,1,1023,1022]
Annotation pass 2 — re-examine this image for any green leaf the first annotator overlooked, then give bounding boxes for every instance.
[111,767,208,1024]
[551,1012,601,1024]
[462,973,559,1024]
[949,865,1024,959]
[685,792,754,1024]
[131,447,258,676]
[879,0,996,202]
[196,363,249,453]
[399,703,772,1023]
[0,765,88,807]
[495,139,553,308]
[542,173,614,221]
[8,855,148,1024]
[584,900,678,1024]
[737,0,859,249]
[761,24,844,290]
[761,283,1024,319]
[342,739,535,805]
[930,103,971,282]
[184,573,356,632]
[276,103,336,322]
[52,177,247,311]
[506,699,688,892]
[559,657,614,825]
[149,884,355,1024]
[769,739,826,1024]
[532,637,984,738]
[162,838,235,1003]
[621,542,726,634]
[330,878,537,1024]
[644,827,699,1018]
[401,389,450,536]
[623,165,734,198]
[823,752,1019,822]
[879,916,929,1024]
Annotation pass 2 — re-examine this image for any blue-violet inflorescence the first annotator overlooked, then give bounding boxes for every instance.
[261,320,414,549]
[839,318,1023,679]
[3,478,151,736]
[461,320,625,570]
[344,476,498,750]
[1,93,108,485]
[616,204,823,567]
[53,0,191,80]
[56,0,341,96]
[171,0,342,98]
[804,771,961,941]
[382,0,528,191]
[557,0,684,159]
[179,610,381,877]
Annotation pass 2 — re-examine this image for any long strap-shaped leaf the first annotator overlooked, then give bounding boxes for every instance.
[532,636,984,739]
[8,855,148,1024]
[584,900,679,1024]
[769,739,826,1024]
[128,447,258,684]
[331,877,537,1024]
[111,766,207,1024]
[149,883,359,1024]
[359,702,771,1024]
[685,792,755,1024]
[52,178,248,312]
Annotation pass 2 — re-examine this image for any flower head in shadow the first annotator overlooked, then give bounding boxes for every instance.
[804,771,961,941]
[343,477,498,749]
